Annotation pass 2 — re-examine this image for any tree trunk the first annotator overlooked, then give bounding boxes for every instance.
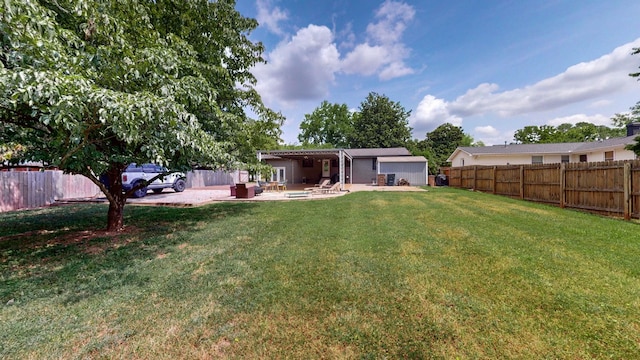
[107,195,126,232]
[105,164,128,232]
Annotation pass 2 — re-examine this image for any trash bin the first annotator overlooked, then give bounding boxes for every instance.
[435,174,448,186]
[386,174,395,186]
[230,185,236,196]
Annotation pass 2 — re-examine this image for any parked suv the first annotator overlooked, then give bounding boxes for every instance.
[122,163,186,198]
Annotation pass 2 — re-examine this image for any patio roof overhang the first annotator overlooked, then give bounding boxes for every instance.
[258,149,343,159]
[257,149,352,190]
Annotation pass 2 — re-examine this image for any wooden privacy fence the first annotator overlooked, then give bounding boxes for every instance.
[1,169,244,213]
[448,160,640,220]
[0,171,102,213]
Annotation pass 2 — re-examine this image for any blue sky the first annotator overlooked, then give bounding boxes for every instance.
[235,0,640,145]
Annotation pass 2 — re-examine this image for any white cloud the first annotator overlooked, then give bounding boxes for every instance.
[253,25,340,103]
[256,0,288,35]
[379,61,414,80]
[448,38,640,117]
[474,129,516,146]
[589,99,613,108]
[410,95,462,136]
[474,125,499,137]
[367,0,415,44]
[341,1,415,80]
[341,43,389,76]
[546,113,612,127]
[337,22,356,49]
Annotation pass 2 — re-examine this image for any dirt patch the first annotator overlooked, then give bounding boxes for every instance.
[0,226,143,254]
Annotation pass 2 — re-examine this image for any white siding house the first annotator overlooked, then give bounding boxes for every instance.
[447,136,638,166]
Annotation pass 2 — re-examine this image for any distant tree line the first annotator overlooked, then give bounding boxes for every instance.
[295,92,477,174]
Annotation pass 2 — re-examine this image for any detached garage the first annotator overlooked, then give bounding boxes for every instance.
[378,156,428,186]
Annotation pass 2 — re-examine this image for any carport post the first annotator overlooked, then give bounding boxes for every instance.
[339,150,345,190]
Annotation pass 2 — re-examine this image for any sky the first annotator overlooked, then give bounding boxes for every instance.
[234,0,640,146]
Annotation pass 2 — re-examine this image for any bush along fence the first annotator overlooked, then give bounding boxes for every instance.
[448,160,640,220]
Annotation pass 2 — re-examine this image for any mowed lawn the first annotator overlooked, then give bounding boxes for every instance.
[1,188,639,359]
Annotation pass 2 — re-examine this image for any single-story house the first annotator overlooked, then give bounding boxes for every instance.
[257,147,428,188]
[448,127,640,167]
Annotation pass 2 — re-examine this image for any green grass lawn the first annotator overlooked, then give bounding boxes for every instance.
[1,187,639,359]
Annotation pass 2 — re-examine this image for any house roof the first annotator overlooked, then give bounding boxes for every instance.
[447,136,638,161]
[344,147,411,158]
[378,156,427,163]
[259,148,341,160]
[259,147,412,160]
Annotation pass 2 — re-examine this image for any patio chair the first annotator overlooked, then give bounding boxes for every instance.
[314,182,340,194]
[304,179,330,191]
[277,179,287,191]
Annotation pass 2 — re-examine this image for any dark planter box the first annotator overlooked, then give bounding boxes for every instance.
[235,183,255,198]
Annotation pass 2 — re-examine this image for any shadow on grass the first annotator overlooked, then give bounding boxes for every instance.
[0,202,258,305]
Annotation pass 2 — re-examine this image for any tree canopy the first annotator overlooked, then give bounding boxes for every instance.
[0,0,282,231]
[349,92,412,149]
[423,123,469,173]
[513,122,625,144]
[298,101,353,148]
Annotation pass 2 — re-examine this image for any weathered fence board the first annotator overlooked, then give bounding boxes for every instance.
[448,160,640,220]
[0,171,101,212]
[185,170,246,188]
[1,169,243,212]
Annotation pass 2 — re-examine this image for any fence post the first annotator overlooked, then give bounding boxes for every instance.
[519,165,524,199]
[560,163,566,208]
[473,166,477,190]
[624,162,631,220]
[492,166,497,194]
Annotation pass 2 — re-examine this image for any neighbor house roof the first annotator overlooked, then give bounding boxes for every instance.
[447,136,638,161]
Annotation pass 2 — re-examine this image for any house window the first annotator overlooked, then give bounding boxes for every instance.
[531,156,543,164]
[372,158,377,171]
[561,155,570,163]
[604,151,614,161]
[270,167,286,182]
[461,159,465,166]
[579,154,587,162]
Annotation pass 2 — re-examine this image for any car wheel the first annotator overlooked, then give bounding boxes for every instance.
[173,179,186,192]
[153,188,163,194]
[132,181,148,198]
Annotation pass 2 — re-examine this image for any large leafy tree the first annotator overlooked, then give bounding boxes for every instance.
[423,123,468,173]
[298,101,353,148]
[0,0,282,231]
[349,92,411,148]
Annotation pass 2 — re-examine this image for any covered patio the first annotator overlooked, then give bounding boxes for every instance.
[257,149,352,191]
